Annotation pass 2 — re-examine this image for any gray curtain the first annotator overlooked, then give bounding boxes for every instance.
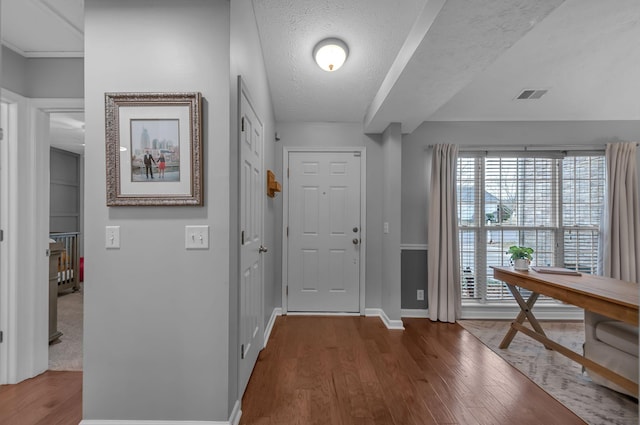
[427,144,461,323]
[600,142,640,283]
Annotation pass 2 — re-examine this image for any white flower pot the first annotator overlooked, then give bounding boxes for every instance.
[514,258,530,271]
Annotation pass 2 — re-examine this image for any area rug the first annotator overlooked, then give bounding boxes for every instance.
[49,289,83,371]
[458,320,638,425]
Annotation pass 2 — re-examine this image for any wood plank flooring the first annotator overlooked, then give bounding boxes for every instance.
[240,316,587,425]
[0,370,82,425]
[0,317,587,425]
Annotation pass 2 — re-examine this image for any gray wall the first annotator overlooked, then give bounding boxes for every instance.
[84,0,231,421]
[399,120,640,310]
[401,250,428,310]
[230,0,277,413]
[2,45,83,98]
[50,148,80,233]
[381,123,402,320]
[275,122,384,310]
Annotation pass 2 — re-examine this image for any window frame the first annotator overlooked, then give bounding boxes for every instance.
[457,150,605,305]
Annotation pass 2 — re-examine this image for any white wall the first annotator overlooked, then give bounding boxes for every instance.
[402,120,640,245]
[229,0,277,413]
[84,0,231,421]
[275,122,384,309]
[381,123,402,320]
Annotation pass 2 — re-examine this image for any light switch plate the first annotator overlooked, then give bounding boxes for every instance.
[185,225,209,249]
[383,222,389,234]
[106,226,120,249]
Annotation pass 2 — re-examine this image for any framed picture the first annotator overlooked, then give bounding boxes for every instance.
[105,92,203,206]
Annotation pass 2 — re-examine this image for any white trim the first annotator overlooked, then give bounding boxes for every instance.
[286,311,360,316]
[0,93,84,384]
[229,400,242,425]
[282,147,366,315]
[79,421,229,425]
[79,400,242,425]
[365,308,405,330]
[263,307,282,347]
[400,244,428,251]
[461,302,584,320]
[401,309,429,318]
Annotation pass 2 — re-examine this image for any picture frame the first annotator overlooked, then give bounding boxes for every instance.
[105,92,203,206]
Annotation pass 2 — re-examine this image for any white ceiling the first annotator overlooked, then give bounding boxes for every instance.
[2,0,639,142]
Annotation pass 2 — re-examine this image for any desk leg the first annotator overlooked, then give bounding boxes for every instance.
[499,285,550,350]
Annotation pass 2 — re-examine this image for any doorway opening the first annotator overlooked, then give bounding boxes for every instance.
[47,112,85,372]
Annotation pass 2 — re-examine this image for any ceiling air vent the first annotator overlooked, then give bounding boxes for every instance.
[516,89,548,100]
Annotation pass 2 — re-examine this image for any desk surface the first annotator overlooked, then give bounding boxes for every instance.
[492,266,638,325]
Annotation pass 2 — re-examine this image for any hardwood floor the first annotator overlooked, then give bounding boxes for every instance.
[240,316,587,425]
[0,370,82,425]
[0,317,587,425]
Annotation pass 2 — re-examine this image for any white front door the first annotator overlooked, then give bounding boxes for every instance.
[287,151,362,312]
[239,80,264,395]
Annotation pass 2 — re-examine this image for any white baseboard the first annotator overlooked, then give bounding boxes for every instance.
[365,308,405,330]
[401,308,429,318]
[80,403,242,425]
[80,421,227,425]
[264,307,282,348]
[229,400,241,425]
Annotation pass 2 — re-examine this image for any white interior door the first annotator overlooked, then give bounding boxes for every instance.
[287,151,361,312]
[238,79,264,396]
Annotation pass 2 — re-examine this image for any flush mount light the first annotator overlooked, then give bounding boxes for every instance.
[313,38,349,72]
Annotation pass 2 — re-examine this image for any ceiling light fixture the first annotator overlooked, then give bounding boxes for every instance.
[313,38,349,72]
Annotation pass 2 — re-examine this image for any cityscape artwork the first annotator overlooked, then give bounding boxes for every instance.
[130,119,180,182]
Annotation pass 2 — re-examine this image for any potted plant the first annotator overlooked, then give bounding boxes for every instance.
[507,245,534,271]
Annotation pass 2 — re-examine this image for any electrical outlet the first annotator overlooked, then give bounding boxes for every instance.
[417,289,424,301]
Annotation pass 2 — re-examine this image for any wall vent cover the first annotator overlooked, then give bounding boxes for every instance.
[516,89,548,100]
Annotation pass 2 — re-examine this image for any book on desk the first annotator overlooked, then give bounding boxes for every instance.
[530,266,582,276]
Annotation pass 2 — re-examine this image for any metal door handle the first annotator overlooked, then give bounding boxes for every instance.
[259,245,268,253]
[352,238,359,245]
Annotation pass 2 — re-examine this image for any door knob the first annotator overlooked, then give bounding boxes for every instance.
[259,245,268,253]
[353,227,359,233]
[352,238,359,245]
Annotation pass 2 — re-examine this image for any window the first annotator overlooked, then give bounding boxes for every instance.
[457,153,605,302]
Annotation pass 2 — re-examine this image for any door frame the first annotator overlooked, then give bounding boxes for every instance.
[237,76,265,396]
[281,147,367,315]
[0,92,83,384]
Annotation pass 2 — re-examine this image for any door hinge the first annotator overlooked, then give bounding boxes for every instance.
[241,117,245,132]
[286,286,288,296]
[287,168,290,178]
[0,229,3,242]
[0,128,4,141]
[0,331,3,343]
[286,226,289,237]
[240,344,245,359]
[241,230,245,245]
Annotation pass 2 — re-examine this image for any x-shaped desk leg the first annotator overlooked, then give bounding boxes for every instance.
[499,285,551,350]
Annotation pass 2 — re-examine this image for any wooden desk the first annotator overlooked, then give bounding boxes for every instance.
[491,266,638,396]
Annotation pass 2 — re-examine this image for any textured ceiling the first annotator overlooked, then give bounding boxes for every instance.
[2,0,638,137]
[252,0,427,123]
[364,0,565,132]
[427,0,640,122]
